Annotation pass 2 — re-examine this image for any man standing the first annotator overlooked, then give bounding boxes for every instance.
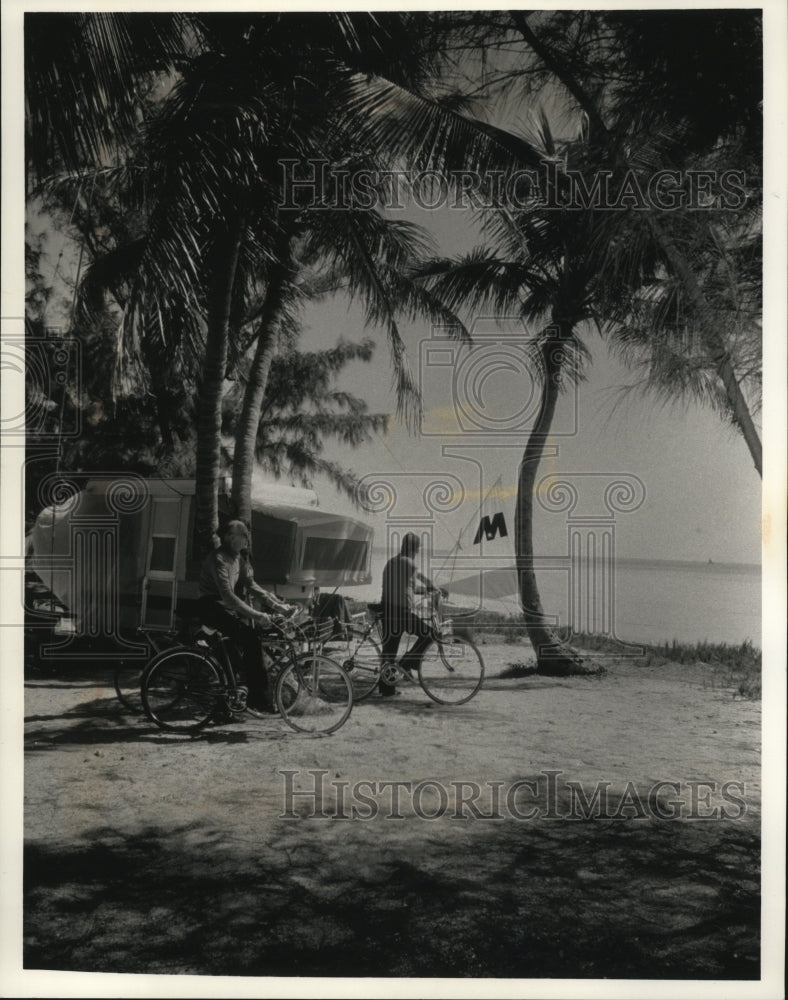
[379,532,446,696]
[198,520,292,711]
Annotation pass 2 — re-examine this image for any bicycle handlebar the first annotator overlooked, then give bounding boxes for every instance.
[255,605,306,637]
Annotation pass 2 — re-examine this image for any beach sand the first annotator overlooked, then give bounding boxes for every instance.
[22,641,760,981]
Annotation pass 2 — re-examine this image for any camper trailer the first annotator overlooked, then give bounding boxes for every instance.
[27,476,374,642]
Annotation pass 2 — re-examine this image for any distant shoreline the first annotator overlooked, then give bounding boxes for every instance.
[369,548,760,574]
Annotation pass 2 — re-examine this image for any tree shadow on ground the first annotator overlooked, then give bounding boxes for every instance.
[24,805,759,980]
[24,690,291,748]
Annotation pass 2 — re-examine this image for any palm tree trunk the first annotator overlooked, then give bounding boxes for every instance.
[139,343,175,451]
[515,321,586,675]
[510,12,762,478]
[230,254,291,525]
[195,213,244,554]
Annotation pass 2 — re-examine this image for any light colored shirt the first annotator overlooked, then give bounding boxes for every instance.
[199,548,257,618]
[199,546,284,620]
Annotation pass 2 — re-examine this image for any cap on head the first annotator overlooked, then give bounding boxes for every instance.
[400,532,420,556]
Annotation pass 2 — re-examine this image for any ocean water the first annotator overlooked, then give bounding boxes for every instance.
[534,559,761,647]
[350,551,761,648]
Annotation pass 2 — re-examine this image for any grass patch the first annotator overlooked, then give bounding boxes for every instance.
[552,633,761,699]
[638,638,762,699]
[492,630,760,697]
[641,637,760,669]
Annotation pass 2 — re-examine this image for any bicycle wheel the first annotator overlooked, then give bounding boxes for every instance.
[275,654,353,734]
[338,627,382,701]
[114,660,145,713]
[141,648,225,733]
[418,635,485,706]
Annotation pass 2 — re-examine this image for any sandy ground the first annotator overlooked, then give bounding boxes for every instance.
[22,641,760,981]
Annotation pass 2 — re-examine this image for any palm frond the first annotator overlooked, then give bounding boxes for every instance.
[335,71,546,176]
[26,13,190,179]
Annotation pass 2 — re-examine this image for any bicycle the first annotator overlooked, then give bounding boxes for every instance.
[327,596,485,706]
[115,605,334,713]
[140,612,354,735]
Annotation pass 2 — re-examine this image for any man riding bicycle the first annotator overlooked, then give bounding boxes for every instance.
[379,531,448,697]
[198,520,293,711]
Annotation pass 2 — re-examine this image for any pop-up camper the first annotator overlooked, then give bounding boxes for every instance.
[28,476,374,638]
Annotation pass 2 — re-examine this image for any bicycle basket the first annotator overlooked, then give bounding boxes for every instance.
[298,618,337,645]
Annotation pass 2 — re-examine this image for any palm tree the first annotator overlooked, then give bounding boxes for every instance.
[394,9,762,473]
[504,9,763,475]
[417,113,601,673]
[31,9,762,601]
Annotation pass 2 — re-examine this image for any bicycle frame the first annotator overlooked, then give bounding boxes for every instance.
[338,599,484,705]
[139,610,354,735]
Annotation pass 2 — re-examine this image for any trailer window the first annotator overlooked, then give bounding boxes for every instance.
[149,535,177,573]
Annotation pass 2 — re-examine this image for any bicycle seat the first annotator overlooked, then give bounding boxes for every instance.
[195,625,222,646]
[367,602,384,617]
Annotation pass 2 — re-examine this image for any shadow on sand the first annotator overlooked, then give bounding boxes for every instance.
[24,806,759,979]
